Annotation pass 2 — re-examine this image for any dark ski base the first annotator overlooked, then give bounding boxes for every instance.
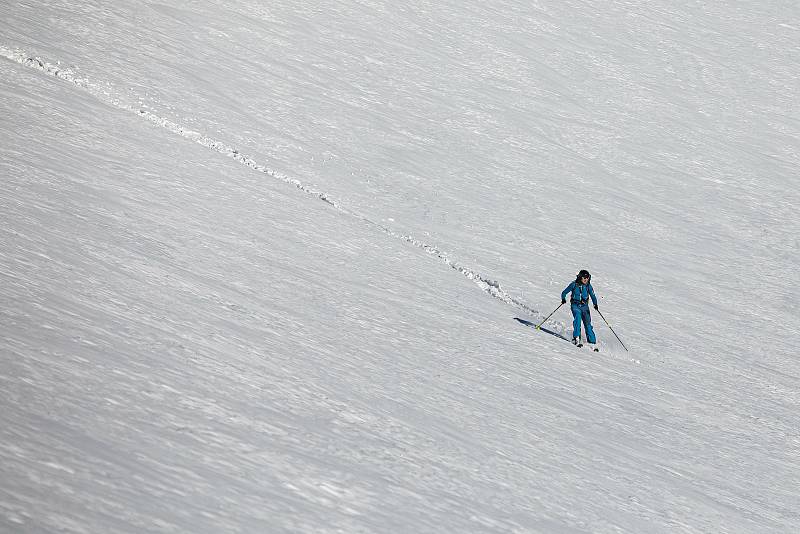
[514,317,571,342]
[514,318,599,351]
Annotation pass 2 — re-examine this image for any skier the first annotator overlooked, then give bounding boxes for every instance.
[561,269,599,351]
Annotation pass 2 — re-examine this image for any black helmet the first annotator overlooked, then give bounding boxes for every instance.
[576,270,591,283]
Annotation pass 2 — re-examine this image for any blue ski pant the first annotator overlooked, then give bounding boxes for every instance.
[571,303,596,343]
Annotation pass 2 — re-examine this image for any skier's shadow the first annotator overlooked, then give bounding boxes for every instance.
[514,317,571,342]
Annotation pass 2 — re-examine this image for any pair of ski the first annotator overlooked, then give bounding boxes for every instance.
[514,318,599,352]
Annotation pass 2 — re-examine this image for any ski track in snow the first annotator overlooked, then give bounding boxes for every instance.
[0,46,554,329]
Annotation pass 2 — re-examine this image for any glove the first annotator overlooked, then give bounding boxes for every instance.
[594,304,598,310]
[561,299,566,304]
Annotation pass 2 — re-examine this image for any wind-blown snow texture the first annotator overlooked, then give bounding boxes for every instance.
[1,2,799,533]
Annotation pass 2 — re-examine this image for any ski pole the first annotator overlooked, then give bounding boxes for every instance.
[536,302,564,329]
[595,309,628,351]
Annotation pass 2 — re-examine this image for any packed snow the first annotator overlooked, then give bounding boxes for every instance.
[1,1,798,532]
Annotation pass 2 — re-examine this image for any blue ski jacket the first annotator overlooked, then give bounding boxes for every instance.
[562,281,598,306]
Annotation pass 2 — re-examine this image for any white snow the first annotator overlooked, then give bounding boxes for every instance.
[1,1,799,533]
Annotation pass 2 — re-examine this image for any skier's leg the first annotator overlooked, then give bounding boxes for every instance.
[582,307,597,344]
[571,304,581,340]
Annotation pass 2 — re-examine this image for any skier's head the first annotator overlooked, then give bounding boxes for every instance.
[576,270,591,284]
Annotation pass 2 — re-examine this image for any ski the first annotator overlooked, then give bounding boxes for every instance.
[515,318,599,351]
[515,318,579,347]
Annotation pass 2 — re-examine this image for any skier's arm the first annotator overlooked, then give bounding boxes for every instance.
[588,284,598,307]
[561,282,575,303]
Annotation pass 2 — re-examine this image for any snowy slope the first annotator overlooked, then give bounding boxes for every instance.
[2,1,799,533]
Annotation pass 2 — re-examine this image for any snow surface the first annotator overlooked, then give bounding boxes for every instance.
[1,1,799,532]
